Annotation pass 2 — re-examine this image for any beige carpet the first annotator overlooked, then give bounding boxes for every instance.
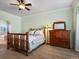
[0,40,79,59]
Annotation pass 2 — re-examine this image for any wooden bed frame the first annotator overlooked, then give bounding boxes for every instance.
[7,27,46,56]
[7,32,29,56]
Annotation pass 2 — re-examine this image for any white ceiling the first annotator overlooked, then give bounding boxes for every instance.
[0,0,74,17]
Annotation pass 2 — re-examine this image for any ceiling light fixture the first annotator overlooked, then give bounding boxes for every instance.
[19,4,25,9]
[10,0,32,11]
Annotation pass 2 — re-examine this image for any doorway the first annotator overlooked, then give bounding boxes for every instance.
[0,20,9,45]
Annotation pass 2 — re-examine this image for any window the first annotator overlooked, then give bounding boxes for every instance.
[0,25,7,34]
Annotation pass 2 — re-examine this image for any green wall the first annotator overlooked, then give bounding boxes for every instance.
[0,10,22,33]
[22,8,72,32]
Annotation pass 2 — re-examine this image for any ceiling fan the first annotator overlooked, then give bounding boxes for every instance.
[10,0,32,11]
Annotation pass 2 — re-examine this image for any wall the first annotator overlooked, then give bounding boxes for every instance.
[0,20,7,25]
[71,6,76,48]
[75,11,79,51]
[22,8,72,32]
[72,0,79,49]
[0,10,22,33]
[72,0,79,7]
[22,7,73,48]
[75,6,79,52]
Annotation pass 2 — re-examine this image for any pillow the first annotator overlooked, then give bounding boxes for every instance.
[34,29,44,35]
[29,31,35,35]
[28,27,44,36]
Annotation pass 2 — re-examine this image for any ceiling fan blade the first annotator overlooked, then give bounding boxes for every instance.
[20,0,24,3]
[25,3,32,6]
[25,7,30,11]
[10,3,18,5]
[17,0,24,3]
[17,0,21,3]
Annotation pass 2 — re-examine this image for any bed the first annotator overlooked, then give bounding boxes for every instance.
[7,27,45,56]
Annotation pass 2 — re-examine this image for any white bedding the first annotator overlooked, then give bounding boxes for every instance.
[28,28,45,52]
[28,34,45,52]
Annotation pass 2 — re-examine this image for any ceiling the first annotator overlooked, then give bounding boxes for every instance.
[0,0,74,17]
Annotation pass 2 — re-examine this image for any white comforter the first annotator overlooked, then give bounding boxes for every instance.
[28,34,45,51]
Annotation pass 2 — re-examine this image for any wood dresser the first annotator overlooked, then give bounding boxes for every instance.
[49,21,70,48]
[49,30,70,48]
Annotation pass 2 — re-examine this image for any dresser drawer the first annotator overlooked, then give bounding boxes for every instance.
[49,30,70,48]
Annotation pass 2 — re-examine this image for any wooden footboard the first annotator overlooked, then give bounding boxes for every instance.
[7,32,29,56]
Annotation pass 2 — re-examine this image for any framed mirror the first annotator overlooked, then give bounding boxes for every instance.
[53,21,66,30]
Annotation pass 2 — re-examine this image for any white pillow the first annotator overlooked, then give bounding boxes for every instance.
[34,30,44,35]
[29,31,35,35]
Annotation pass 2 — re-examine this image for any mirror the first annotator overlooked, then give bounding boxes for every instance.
[53,21,66,30]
